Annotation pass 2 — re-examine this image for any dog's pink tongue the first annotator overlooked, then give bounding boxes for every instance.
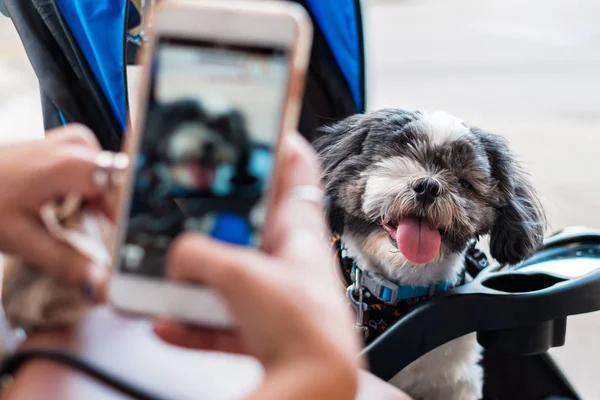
[395,218,441,264]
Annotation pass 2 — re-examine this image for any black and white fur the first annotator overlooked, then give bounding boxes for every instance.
[314,109,546,399]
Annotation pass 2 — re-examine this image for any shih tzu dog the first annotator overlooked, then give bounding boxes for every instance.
[314,109,545,399]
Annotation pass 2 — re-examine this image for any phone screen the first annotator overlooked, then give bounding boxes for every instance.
[120,38,290,277]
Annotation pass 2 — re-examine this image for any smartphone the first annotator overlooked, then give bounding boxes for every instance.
[109,0,313,328]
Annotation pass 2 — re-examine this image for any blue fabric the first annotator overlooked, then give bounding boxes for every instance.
[305,0,363,111]
[55,0,127,129]
[381,281,451,302]
[210,213,252,245]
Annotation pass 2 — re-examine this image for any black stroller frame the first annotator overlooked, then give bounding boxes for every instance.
[364,227,600,399]
[3,1,600,399]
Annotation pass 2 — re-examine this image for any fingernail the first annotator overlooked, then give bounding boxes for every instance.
[82,264,108,302]
[80,281,97,301]
[111,153,130,186]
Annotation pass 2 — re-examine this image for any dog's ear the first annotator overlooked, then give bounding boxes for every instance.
[473,128,546,265]
[210,109,250,144]
[314,109,421,235]
[313,114,372,235]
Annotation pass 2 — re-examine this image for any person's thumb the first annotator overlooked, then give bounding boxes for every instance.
[167,233,276,303]
[269,132,330,267]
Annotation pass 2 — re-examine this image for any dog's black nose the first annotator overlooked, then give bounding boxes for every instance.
[413,178,441,205]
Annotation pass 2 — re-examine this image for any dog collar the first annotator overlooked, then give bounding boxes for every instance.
[354,265,451,303]
[331,236,467,343]
[334,238,454,304]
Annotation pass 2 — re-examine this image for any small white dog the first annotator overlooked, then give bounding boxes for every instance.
[315,109,545,399]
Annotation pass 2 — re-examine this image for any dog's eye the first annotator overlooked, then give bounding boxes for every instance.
[459,179,472,190]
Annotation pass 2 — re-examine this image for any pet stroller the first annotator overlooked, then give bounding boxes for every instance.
[3,1,600,399]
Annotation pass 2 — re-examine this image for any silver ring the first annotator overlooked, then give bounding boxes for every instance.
[111,153,130,187]
[93,151,114,190]
[93,152,130,190]
[288,185,325,208]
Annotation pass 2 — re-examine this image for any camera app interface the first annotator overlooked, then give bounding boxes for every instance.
[122,38,289,277]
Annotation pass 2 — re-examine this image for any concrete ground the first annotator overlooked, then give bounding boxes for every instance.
[0,0,598,397]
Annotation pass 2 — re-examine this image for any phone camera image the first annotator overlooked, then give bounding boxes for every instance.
[123,38,289,277]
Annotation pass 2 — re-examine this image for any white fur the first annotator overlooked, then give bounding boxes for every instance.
[362,158,428,202]
[390,333,483,400]
[361,157,424,223]
[413,111,470,146]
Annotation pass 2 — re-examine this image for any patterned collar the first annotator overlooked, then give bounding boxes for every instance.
[330,236,467,344]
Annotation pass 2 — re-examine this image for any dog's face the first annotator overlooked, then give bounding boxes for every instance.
[315,109,545,279]
[165,120,239,189]
[146,99,248,190]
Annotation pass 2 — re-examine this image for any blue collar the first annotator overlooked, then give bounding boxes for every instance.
[335,238,458,305]
[350,262,453,304]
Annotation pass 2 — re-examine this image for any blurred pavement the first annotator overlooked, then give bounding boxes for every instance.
[0,1,599,397]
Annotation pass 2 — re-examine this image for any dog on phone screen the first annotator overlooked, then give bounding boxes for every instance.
[314,109,546,400]
[143,98,257,195]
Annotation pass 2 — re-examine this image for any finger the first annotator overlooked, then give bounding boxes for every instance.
[87,189,120,222]
[167,233,272,293]
[6,216,107,289]
[264,132,325,253]
[166,235,308,362]
[42,147,128,204]
[39,146,102,201]
[153,319,247,354]
[262,133,298,251]
[93,276,109,303]
[269,133,330,263]
[166,233,296,325]
[278,131,322,194]
[269,131,300,207]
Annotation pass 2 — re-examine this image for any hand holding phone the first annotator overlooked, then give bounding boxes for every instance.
[109,0,313,328]
[153,132,364,400]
